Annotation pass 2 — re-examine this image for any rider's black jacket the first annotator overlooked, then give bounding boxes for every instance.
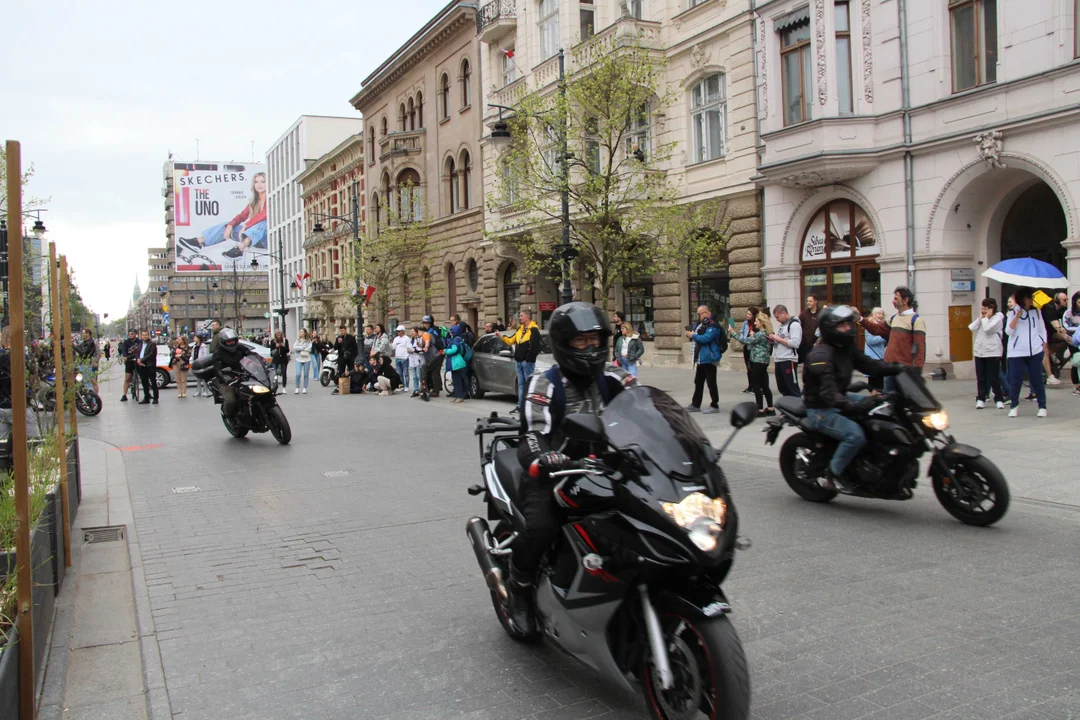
[802,341,899,412]
[212,345,257,383]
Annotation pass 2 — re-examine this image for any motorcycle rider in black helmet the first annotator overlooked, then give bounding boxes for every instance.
[212,328,257,418]
[508,302,637,633]
[802,305,904,491]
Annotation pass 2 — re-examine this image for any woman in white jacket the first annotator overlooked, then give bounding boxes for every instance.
[968,298,1005,409]
[1004,288,1048,418]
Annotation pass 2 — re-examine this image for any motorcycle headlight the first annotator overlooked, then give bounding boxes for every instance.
[921,410,949,431]
[75,373,84,383]
[687,519,724,553]
[661,492,727,531]
[250,385,270,394]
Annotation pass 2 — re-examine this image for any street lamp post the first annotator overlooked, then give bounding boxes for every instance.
[489,48,575,307]
[312,194,363,333]
[250,237,287,333]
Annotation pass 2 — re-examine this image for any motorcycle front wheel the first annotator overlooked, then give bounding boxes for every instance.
[267,405,292,445]
[642,612,750,720]
[932,455,1009,526]
[320,370,332,387]
[75,391,103,417]
[779,433,837,503]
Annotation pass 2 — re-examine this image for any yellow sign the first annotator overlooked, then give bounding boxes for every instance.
[161,305,169,312]
[1032,290,1051,309]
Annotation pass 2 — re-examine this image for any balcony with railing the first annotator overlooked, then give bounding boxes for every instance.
[477,0,516,44]
[574,16,662,68]
[306,279,341,298]
[378,130,425,164]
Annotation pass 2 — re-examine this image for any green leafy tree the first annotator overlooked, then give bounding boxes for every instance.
[487,36,729,311]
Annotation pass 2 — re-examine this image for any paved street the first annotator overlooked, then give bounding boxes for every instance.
[75,364,1080,720]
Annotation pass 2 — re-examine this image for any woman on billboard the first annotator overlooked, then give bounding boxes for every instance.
[178,172,268,259]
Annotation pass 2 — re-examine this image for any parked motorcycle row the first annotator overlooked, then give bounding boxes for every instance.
[465,369,1009,720]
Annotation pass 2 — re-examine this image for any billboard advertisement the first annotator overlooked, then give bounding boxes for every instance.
[173,162,268,272]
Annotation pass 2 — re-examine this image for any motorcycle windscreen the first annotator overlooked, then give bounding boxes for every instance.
[241,355,272,386]
[895,369,942,411]
[603,386,717,481]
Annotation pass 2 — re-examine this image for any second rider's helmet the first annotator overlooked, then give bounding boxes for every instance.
[817,305,858,349]
[217,328,240,353]
[548,302,612,379]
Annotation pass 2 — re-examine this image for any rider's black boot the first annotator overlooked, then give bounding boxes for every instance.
[507,566,537,635]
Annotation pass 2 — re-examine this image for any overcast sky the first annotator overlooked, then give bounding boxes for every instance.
[2,0,449,321]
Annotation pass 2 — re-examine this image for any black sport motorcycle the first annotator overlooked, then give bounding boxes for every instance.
[467,385,756,720]
[192,355,291,445]
[765,368,1009,526]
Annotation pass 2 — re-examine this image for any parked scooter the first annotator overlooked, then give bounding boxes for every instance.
[319,350,340,387]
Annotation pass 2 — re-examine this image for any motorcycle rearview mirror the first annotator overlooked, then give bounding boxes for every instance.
[563,413,606,444]
[730,402,758,429]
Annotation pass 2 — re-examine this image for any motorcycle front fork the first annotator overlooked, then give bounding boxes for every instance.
[639,585,674,690]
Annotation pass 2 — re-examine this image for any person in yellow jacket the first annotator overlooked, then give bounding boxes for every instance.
[501,309,542,414]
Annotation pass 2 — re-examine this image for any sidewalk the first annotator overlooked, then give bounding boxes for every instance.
[37,436,169,719]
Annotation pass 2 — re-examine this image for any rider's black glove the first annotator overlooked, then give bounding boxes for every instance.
[851,396,881,416]
[528,451,571,479]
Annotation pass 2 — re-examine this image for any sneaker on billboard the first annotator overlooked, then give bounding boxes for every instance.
[178,237,201,253]
[222,245,245,259]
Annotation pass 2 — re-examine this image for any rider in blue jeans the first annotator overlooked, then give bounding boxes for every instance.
[801,306,903,491]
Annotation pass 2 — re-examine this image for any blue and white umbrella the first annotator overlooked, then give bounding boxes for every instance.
[982,258,1068,288]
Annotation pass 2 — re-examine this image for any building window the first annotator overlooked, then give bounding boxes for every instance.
[501,47,517,86]
[440,73,451,120]
[800,199,881,319]
[399,103,407,131]
[950,0,997,92]
[501,156,520,205]
[381,117,388,135]
[417,92,424,127]
[690,74,726,163]
[779,10,812,125]
[539,0,560,61]
[461,58,471,108]
[407,98,416,130]
[626,103,650,161]
[446,157,458,214]
[401,272,410,320]
[397,169,422,222]
[623,281,654,338]
[688,0,708,7]
[447,264,458,314]
[423,269,432,315]
[503,265,521,320]
[624,0,644,19]
[580,0,594,40]
[467,258,479,292]
[460,150,472,209]
[836,1,853,114]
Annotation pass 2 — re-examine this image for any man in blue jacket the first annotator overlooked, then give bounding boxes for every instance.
[685,304,726,414]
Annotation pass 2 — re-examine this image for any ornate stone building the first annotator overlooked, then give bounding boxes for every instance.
[298,133,366,333]
[755,0,1080,377]
[477,0,762,364]
[349,0,495,331]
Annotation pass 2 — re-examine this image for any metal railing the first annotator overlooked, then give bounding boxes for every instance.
[477,0,515,33]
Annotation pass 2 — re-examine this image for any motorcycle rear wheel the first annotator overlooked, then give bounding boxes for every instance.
[221,412,249,438]
[643,613,750,720]
[932,455,1009,526]
[779,433,837,503]
[489,522,540,644]
[267,406,292,445]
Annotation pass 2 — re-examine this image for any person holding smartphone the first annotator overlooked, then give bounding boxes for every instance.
[969,298,1005,409]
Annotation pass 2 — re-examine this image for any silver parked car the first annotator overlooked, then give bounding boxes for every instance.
[467,332,553,400]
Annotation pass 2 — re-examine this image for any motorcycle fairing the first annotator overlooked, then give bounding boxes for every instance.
[483,461,527,529]
[655,585,733,620]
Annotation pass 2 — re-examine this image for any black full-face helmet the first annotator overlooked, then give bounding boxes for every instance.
[217,328,240,353]
[817,305,857,349]
[548,302,612,379]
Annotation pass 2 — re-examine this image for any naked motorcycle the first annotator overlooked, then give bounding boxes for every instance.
[765,368,1009,526]
[467,385,755,720]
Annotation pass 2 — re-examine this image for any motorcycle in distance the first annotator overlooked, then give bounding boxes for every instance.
[190,354,292,445]
[467,385,756,720]
[765,368,1009,526]
[38,371,103,417]
[319,349,339,387]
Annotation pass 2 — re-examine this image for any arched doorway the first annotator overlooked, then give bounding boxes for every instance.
[1000,182,1066,273]
[800,199,881,317]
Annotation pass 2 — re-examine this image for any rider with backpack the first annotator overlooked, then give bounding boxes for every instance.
[685,304,728,414]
